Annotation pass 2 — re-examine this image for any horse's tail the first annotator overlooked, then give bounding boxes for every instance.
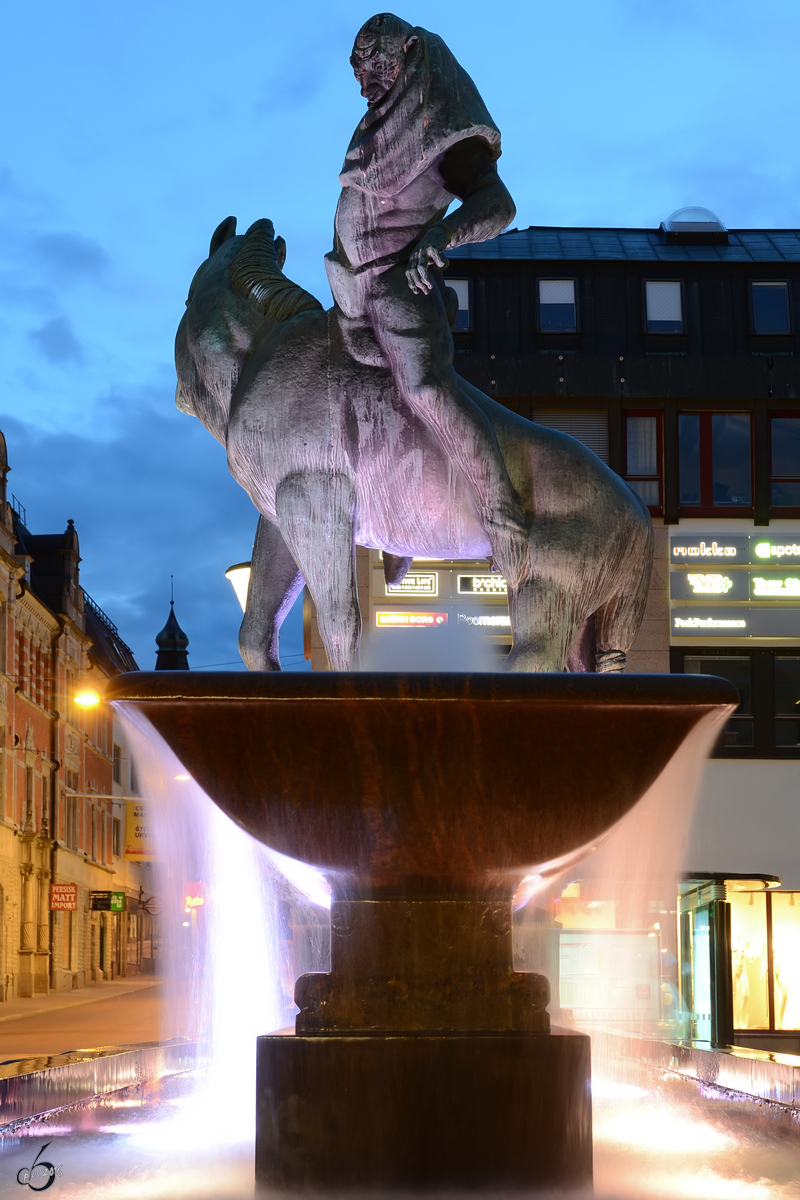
[230,218,323,323]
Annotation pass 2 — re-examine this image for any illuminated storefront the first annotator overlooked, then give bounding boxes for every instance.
[678,873,800,1051]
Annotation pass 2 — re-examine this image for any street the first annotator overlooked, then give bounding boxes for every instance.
[0,979,188,1061]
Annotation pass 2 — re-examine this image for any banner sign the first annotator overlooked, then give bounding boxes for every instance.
[124,800,157,862]
[670,571,800,602]
[375,611,447,628]
[385,573,438,597]
[457,574,508,595]
[91,891,125,912]
[671,608,800,638]
[50,883,77,911]
[671,535,800,566]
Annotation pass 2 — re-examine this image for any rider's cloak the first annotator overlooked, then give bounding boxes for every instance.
[340,27,502,199]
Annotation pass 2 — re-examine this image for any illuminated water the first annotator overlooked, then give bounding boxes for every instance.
[2,694,799,1197]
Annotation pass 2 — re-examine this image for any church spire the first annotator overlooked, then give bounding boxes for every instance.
[155,599,190,670]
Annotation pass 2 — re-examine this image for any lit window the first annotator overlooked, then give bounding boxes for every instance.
[684,655,753,748]
[751,282,791,335]
[679,412,752,509]
[775,658,800,748]
[770,415,800,509]
[623,412,662,513]
[447,279,471,332]
[538,279,576,332]
[645,280,683,333]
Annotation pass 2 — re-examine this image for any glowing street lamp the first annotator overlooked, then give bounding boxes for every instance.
[74,686,101,708]
[225,562,251,613]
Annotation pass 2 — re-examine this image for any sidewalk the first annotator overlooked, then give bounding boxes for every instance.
[0,976,159,1025]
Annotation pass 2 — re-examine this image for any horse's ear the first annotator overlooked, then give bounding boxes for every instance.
[209,216,237,257]
[275,236,286,271]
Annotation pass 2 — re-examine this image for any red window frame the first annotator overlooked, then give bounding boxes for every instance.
[769,410,800,517]
[623,409,663,516]
[678,410,754,517]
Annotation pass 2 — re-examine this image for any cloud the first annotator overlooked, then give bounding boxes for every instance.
[29,316,84,364]
[33,232,109,282]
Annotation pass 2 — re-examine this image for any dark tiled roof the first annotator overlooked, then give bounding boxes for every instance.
[447,227,800,263]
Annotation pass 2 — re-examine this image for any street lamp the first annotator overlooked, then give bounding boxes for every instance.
[74,686,101,708]
[225,562,251,613]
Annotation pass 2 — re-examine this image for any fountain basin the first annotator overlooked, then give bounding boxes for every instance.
[107,670,737,1192]
[107,671,737,899]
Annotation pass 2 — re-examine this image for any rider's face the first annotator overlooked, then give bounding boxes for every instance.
[350,37,407,106]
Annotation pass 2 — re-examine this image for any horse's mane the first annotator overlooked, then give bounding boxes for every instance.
[230,219,323,323]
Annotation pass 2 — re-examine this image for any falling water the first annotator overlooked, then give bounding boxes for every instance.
[1,689,798,1196]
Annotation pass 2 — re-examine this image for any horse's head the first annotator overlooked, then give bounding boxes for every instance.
[175,216,322,445]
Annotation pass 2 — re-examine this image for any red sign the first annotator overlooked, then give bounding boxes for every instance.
[376,611,448,628]
[50,883,78,911]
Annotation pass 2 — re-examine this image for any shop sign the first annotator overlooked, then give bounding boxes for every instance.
[751,538,800,564]
[91,891,125,912]
[457,612,511,628]
[672,608,800,637]
[457,573,508,595]
[671,537,748,561]
[124,800,157,862]
[375,611,447,628]
[670,572,748,601]
[670,571,800,602]
[50,883,77,911]
[385,573,438,597]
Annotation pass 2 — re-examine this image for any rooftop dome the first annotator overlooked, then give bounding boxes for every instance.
[662,207,728,244]
[155,601,190,670]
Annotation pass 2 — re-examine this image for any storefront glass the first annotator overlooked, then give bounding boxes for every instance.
[684,655,753,747]
[690,908,712,1041]
[771,892,800,1029]
[729,892,769,1030]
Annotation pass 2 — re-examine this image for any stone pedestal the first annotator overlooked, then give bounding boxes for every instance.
[256,1029,592,1191]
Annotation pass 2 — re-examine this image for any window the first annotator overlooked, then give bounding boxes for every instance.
[113,743,122,786]
[130,756,139,795]
[683,655,753,747]
[679,412,752,510]
[645,280,683,333]
[672,649,800,757]
[538,279,577,333]
[770,415,800,509]
[751,282,791,335]
[774,658,800,748]
[447,279,471,332]
[623,411,662,513]
[113,816,122,858]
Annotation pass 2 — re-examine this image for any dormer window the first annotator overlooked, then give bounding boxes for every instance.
[538,279,577,332]
[645,281,683,334]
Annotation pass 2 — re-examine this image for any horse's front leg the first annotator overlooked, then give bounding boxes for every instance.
[239,516,304,670]
[275,471,360,671]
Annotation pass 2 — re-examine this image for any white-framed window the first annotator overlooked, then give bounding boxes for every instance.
[447,279,471,331]
[538,279,577,332]
[645,280,683,333]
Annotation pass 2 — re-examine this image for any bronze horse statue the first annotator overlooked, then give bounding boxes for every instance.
[175,217,653,672]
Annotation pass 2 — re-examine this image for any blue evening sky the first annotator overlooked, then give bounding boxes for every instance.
[2,0,799,670]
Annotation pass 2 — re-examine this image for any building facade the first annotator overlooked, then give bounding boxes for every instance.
[0,430,152,1001]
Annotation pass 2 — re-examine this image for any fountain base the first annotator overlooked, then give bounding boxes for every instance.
[256,1029,592,1191]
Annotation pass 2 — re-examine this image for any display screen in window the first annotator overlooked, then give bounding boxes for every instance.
[729,891,768,1030]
